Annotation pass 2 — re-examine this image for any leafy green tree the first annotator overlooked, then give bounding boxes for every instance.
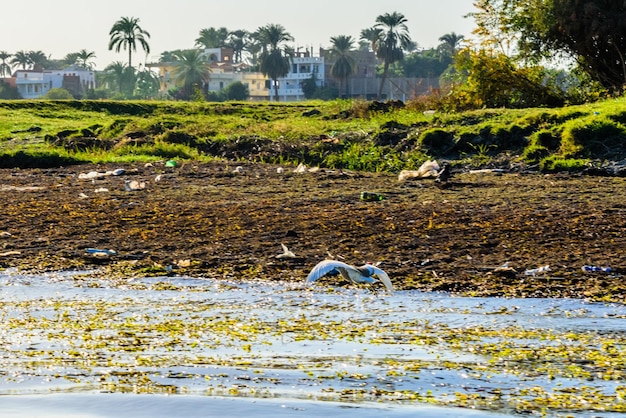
[399,48,452,77]
[329,35,357,98]
[108,16,151,67]
[170,49,211,100]
[452,49,564,109]
[368,12,412,98]
[10,50,32,70]
[0,80,19,99]
[195,27,229,49]
[469,0,626,93]
[223,81,249,100]
[0,51,12,76]
[135,69,160,98]
[256,23,294,101]
[301,74,319,99]
[45,88,74,100]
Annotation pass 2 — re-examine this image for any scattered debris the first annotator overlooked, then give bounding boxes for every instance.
[84,248,116,258]
[0,231,12,238]
[581,265,612,273]
[0,185,45,191]
[294,163,318,174]
[165,160,178,168]
[233,166,244,174]
[125,180,146,191]
[78,168,125,180]
[436,163,452,183]
[524,265,550,276]
[398,160,440,181]
[360,191,384,201]
[94,187,109,193]
[468,168,505,174]
[0,250,21,257]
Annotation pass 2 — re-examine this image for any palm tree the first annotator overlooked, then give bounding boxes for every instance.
[170,49,211,100]
[227,29,249,63]
[27,50,48,70]
[0,51,12,77]
[195,27,229,49]
[256,23,294,102]
[244,34,264,69]
[62,52,80,67]
[329,35,357,98]
[11,50,32,70]
[438,32,465,57]
[108,16,151,67]
[76,49,97,69]
[104,61,136,96]
[360,27,383,52]
[372,11,412,99]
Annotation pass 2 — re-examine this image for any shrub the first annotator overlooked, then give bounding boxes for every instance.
[44,88,74,100]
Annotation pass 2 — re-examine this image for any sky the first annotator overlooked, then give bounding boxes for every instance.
[0,0,476,70]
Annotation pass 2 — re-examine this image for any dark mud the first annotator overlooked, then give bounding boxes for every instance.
[1,161,624,302]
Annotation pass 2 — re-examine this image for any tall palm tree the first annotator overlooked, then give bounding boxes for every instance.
[372,11,412,99]
[195,27,229,49]
[360,27,383,52]
[11,50,32,70]
[108,16,151,67]
[227,29,249,63]
[27,50,48,70]
[76,49,97,69]
[104,61,136,96]
[245,33,264,69]
[438,32,465,57]
[256,23,294,102]
[0,51,12,77]
[329,35,357,98]
[170,49,211,100]
[62,52,79,67]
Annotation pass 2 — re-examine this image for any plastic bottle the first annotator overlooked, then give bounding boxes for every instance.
[360,191,384,201]
[524,265,550,276]
[581,265,611,273]
[85,248,117,257]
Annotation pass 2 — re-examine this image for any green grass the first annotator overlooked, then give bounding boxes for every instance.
[2,97,626,172]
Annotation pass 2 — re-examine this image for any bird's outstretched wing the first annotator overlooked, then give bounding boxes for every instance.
[306,260,353,284]
[363,265,394,292]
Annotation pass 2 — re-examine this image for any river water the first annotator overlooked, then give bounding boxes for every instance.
[0,270,624,417]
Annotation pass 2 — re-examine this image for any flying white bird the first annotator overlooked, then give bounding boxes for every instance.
[306,259,393,292]
[276,243,296,259]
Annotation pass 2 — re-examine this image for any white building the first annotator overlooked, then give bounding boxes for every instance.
[270,54,324,102]
[148,48,325,102]
[14,66,96,99]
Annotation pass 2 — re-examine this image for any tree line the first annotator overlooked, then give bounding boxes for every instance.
[2,1,626,108]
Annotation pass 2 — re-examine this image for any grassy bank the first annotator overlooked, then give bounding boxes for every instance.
[1,98,626,172]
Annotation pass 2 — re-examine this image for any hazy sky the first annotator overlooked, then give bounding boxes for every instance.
[1,0,476,69]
